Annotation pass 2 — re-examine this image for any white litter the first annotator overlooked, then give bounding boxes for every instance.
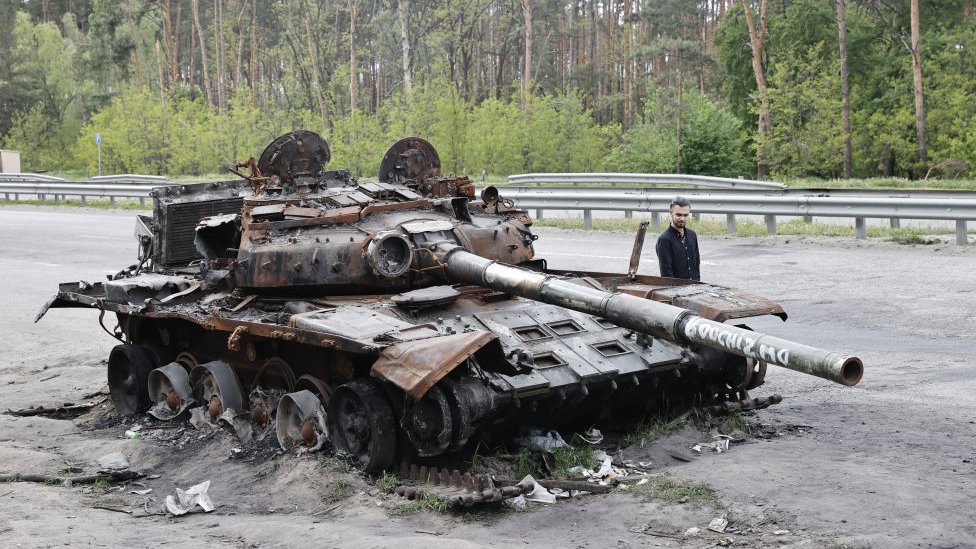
[129,488,153,495]
[707,517,729,533]
[514,429,569,453]
[164,480,215,516]
[519,475,557,504]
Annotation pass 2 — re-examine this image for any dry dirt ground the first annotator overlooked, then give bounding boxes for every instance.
[1,206,974,549]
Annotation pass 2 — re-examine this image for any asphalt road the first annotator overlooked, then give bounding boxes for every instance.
[1,205,975,548]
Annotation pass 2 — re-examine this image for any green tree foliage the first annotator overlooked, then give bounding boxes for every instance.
[764,44,844,178]
[605,91,750,177]
[2,13,92,171]
[3,2,976,180]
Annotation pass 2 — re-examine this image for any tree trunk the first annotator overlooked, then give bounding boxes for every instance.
[349,0,358,114]
[522,0,534,111]
[215,0,226,110]
[191,0,213,105]
[623,0,633,128]
[398,0,412,102]
[250,0,258,101]
[235,0,247,89]
[740,0,771,180]
[304,5,328,130]
[837,0,852,179]
[909,0,927,173]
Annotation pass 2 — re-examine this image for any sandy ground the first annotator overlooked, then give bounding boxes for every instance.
[1,206,975,549]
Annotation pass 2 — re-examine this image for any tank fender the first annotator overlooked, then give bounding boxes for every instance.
[370,331,496,400]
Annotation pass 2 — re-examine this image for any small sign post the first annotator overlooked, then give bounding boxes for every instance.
[95,132,102,176]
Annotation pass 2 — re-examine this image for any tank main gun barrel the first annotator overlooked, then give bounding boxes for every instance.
[436,245,863,386]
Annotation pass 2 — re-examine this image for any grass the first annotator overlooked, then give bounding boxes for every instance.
[387,490,450,517]
[631,471,722,508]
[0,197,149,210]
[91,479,111,490]
[318,455,353,474]
[533,216,960,243]
[550,445,598,478]
[322,478,354,505]
[376,471,398,494]
[623,416,691,450]
[722,412,751,435]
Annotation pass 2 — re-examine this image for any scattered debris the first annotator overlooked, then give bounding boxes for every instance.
[514,428,570,453]
[164,480,215,516]
[521,475,557,504]
[708,517,729,533]
[4,399,105,419]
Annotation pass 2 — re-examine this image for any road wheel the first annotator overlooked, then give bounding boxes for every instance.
[327,379,396,473]
[107,344,156,414]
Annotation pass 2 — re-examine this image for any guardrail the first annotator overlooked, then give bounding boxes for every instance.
[504,187,975,245]
[1,173,973,244]
[0,182,152,206]
[508,172,787,190]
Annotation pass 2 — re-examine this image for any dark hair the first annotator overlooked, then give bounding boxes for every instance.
[670,196,691,208]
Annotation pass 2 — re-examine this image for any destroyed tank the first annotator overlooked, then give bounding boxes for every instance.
[38,131,863,473]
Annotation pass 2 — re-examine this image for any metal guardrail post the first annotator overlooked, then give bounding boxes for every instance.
[651,212,660,230]
[536,208,544,220]
[624,210,632,218]
[765,214,777,234]
[726,213,737,235]
[957,220,968,245]
[81,195,87,205]
[855,217,866,239]
[890,218,900,228]
[583,209,592,228]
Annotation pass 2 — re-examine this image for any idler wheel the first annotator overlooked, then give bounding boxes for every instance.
[147,361,194,420]
[295,374,334,405]
[401,385,454,457]
[190,361,245,420]
[275,390,327,451]
[107,344,156,414]
[253,358,297,392]
[327,380,396,473]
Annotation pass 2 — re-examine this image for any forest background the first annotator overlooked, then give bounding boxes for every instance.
[0,0,973,182]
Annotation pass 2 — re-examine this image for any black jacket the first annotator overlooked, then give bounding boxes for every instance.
[655,225,700,280]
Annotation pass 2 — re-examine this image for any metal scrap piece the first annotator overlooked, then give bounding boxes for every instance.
[394,464,533,508]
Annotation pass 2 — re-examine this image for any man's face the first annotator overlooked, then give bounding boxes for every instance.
[670,204,691,229]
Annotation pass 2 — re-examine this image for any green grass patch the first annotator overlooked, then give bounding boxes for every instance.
[631,471,721,508]
[722,412,751,435]
[0,198,149,210]
[514,450,542,480]
[387,490,450,517]
[533,216,958,242]
[550,445,598,478]
[322,478,354,505]
[376,471,398,494]
[91,478,110,489]
[318,455,353,474]
[623,416,691,449]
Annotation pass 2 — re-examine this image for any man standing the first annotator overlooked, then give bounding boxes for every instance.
[656,196,700,280]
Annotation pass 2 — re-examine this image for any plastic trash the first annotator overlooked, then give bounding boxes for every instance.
[519,475,557,504]
[165,480,215,516]
[514,428,569,453]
